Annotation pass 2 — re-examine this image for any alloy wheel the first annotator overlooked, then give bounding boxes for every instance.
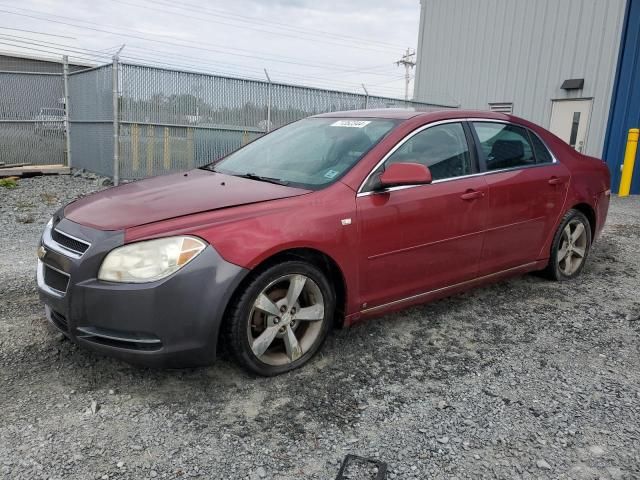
[247,274,325,366]
[557,219,588,276]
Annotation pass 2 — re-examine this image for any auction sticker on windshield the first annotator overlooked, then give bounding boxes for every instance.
[330,120,371,128]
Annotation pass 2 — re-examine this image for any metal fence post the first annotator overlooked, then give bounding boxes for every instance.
[112,55,120,185]
[62,55,72,168]
[264,68,272,132]
[362,83,369,109]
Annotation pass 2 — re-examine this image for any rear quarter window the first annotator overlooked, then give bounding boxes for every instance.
[529,131,554,164]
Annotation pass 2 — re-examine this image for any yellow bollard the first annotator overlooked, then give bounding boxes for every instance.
[619,128,639,197]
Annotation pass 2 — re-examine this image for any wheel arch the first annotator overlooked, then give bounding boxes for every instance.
[221,247,348,335]
[570,202,597,238]
[537,200,597,265]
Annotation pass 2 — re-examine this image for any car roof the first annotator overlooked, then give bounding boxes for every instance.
[311,108,530,125]
[312,108,423,120]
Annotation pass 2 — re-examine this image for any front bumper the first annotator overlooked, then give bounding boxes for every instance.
[37,216,248,368]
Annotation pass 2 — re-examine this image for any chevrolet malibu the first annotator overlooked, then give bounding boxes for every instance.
[37,109,611,376]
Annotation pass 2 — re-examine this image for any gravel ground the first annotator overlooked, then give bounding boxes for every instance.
[1,175,639,480]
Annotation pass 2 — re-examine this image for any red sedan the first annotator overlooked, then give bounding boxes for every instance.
[37,109,611,376]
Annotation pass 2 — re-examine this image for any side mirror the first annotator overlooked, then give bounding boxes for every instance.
[378,162,432,189]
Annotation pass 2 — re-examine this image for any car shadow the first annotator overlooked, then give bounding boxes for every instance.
[24,231,625,432]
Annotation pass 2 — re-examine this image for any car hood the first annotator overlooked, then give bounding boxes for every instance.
[64,169,311,230]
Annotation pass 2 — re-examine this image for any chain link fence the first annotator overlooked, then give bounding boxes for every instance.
[116,63,456,180]
[0,70,66,166]
[2,58,457,180]
[68,65,115,178]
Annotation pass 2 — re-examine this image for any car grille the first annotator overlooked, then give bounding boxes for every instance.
[43,265,69,293]
[50,310,69,332]
[51,229,90,255]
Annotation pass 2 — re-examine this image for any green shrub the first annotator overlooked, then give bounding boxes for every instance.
[0,177,18,189]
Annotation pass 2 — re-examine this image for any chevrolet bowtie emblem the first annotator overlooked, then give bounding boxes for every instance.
[37,245,47,260]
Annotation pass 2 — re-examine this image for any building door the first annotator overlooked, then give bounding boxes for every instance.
[549,99,593,152]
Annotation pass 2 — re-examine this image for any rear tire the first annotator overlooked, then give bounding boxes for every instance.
[225,261,335,376]
[543,209,592,281]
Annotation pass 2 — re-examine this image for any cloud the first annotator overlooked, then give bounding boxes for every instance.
[0,0,421,98]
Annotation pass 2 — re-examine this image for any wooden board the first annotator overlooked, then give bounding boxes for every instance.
[0,165,70,177]
[0,162,31,169]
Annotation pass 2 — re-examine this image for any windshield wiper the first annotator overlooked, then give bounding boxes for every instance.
[234,172,290,186]
[200,167,289,186]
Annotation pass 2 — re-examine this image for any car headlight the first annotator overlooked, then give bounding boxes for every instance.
[98,236,206,283]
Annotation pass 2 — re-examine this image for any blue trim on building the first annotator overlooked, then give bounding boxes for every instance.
[604,0,640,194]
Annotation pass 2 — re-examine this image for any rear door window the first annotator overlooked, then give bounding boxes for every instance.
[472,122,535,171]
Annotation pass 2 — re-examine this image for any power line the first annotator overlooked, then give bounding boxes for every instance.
[309,63,398,81]
[0,40,105,64]
[122,47,397,93]
[0,32,403,93]
[0,34,110,59]
[0,37,269,81]
[122,44,396,78]
[95,43,127,53]
[121,45,401,90]
[0,26,75,39]
[369,74,409,86]
[0,3,408,97]
[112,0,400,54]
[0,38,404,96]
[141,0,407,50]
[0,5,400,76]
[118,52,404,95]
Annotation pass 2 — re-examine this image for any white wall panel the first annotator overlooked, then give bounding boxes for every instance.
[414,0,627,156]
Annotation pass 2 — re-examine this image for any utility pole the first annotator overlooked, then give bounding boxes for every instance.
[396,47,416,102]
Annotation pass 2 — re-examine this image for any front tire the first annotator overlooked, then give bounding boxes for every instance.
[225,261,335,376]
[544,209,592,281]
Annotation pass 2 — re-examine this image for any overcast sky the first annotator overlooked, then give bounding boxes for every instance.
[0,0,421,98]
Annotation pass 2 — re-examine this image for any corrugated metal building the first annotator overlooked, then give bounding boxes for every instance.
[414,0,640,194]
[0,52,92,73]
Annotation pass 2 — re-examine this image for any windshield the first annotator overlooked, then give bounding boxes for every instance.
[210,118,398,189]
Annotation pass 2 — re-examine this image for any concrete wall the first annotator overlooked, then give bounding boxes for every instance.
[414,0,628,157]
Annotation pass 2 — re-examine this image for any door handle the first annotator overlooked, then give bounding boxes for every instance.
[548,176,565,186]
[460,189,485,201]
